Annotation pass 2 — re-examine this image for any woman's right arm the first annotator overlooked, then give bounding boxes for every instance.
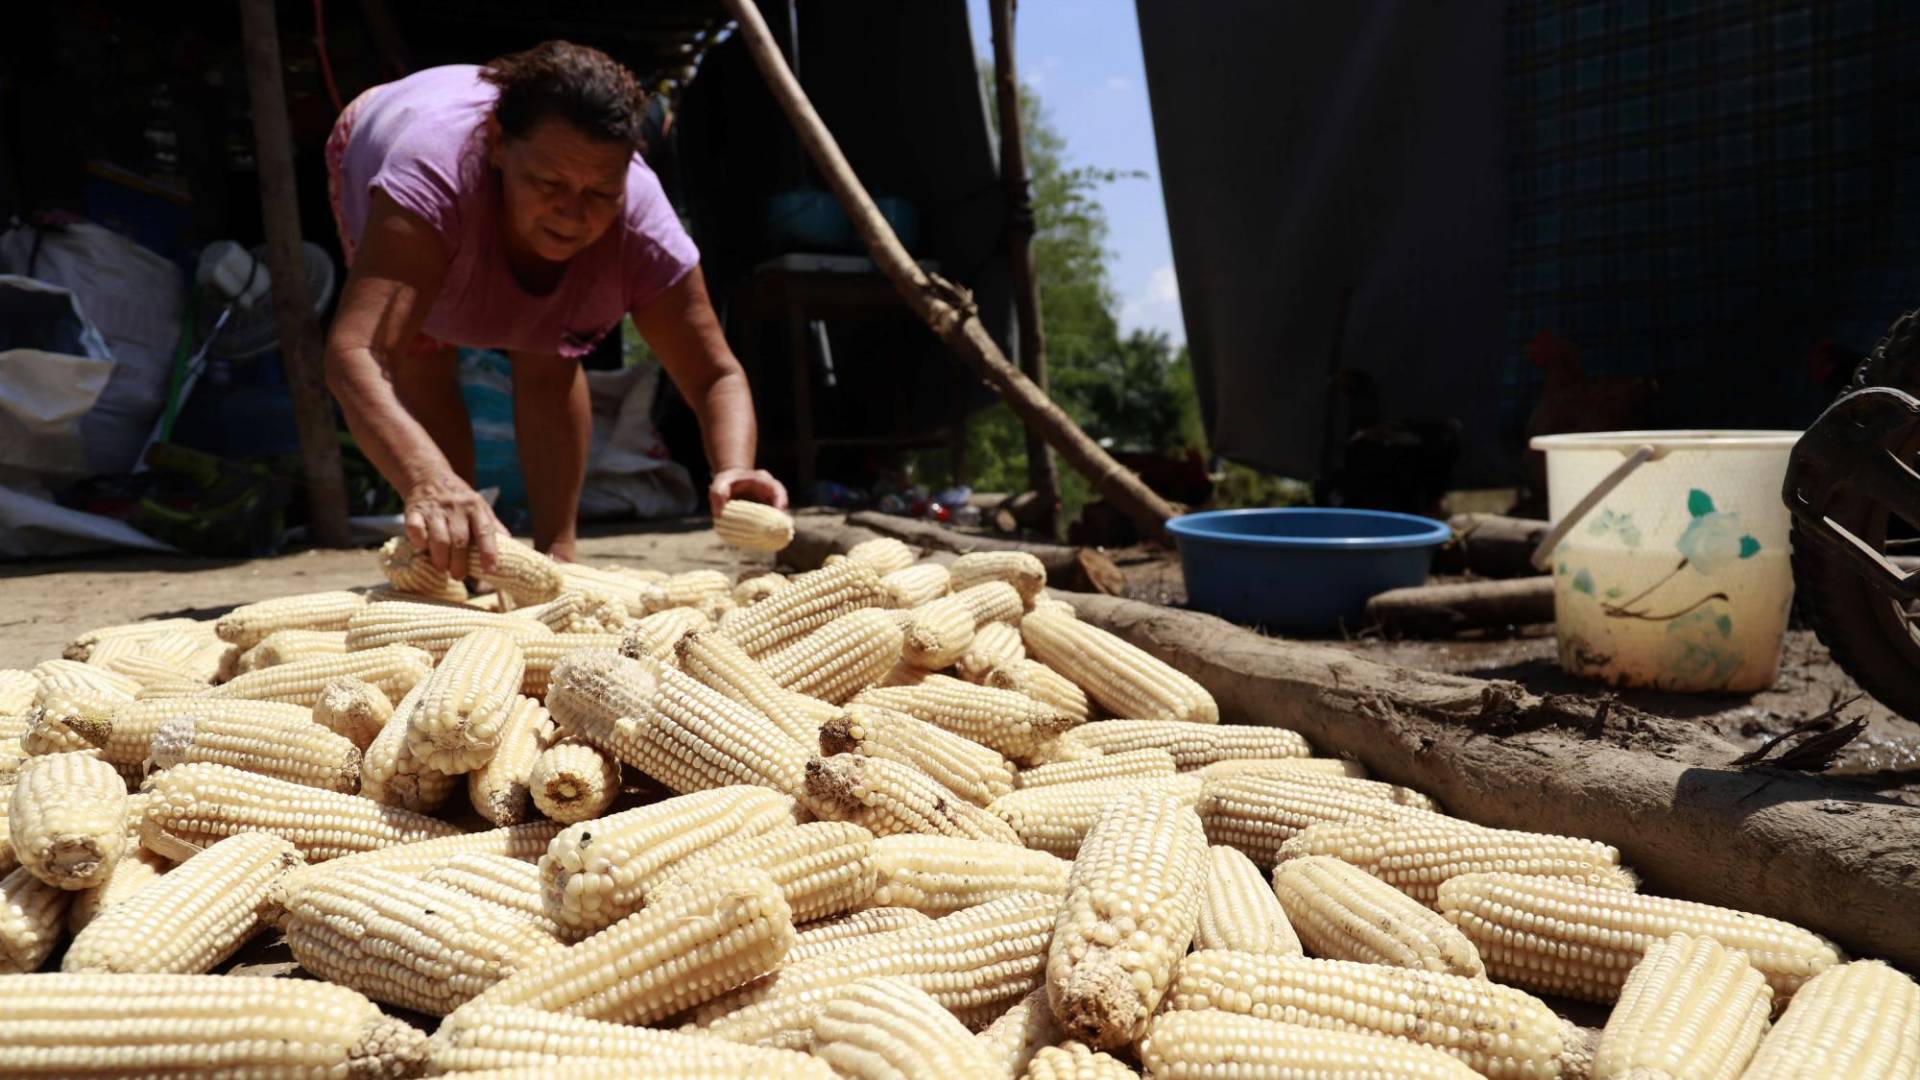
[324,190,500,576]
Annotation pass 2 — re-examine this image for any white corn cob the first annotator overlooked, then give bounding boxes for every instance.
[0,865,67,973]
[0,669,38,713]
[1020,747,1177,789]
[1021,608,1217,723]
[1140,1008,1483,1079]
[560,563,668,618]
[311,676,393,749]
[677,628,815,745]
[949,550,1047,602]
[954,580,1027,629]
[214,590,367,649]
[1741,959,1920,1080]
[988,774,1203,857]
[234,628,349,673]
[283,866,560,1015]
[696,889,1059,1048]
[1048,788,1209,1049]
[540,784,800,938]
[66,845,170,933]
[20,692,115,757]
[517,631,622,698]
[0,971,429,1076]
[1023,1043,1137,1080]
[1197,756,1369,780]
[1169,950,1565,1079]
[1196,845,1302,955]
[880,562,951,609]
[802,753,1023,844]
[272,823,564,914]
[377,534,467,601]
[854,674,1083,760]
[821,703,1018,805]
[735,571,793,606]
[11,751,127,889]
[1056,718,1313,768]
[664,569,733,610]
[147,709,361,792]
[1593,932,1771,1080]
[845,537,917,575]
[956,620,1027,683]
[1272,855,1484,978]
[361,682,457,812]
[869,834,1070,914]
[899,594,980,671]
[405,628,526,772]
[100,698,315,771]
[207,642,435,705]
[469,696,556,825]
[428,1003,831,1077]
[715,499,796,551]
[342,602,551,660]
[644,821,878,924]
[464,865,792,1023]
[62,832,301,975]
[721,558,887,658]
[619,605,713,662]
[474,534,566,608]
[1197,772,1426,863]
[140,761,460,862]
[529,741,621,824]
[762,608,907,703]
[988,659,1093,722]
[1279,816,1632,907]
[63,618,203,662]
[1437,872,1843,1003]
[978,986,1063,1080]
[787,907,936,965]
[809,976,1001,1078]
[32,658,141,705]
[423,853,562,937]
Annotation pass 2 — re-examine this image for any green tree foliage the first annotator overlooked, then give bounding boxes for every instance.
[929,70,1202,521]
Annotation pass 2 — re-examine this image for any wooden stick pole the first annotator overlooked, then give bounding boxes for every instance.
[720,0,1177,541]
[238,0,351,548]
[989,0,1061,536]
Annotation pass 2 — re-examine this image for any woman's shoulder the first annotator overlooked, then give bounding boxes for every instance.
[614,158,700,306]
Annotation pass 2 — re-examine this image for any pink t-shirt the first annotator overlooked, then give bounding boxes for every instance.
[337,65,699,358]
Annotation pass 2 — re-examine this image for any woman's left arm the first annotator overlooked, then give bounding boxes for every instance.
[632,265,789,514]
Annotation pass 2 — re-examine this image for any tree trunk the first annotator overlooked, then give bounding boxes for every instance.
[989,0,1060,537]
[238,0,350,548]
[1365,577,1556,637]
[719,0,1176,542]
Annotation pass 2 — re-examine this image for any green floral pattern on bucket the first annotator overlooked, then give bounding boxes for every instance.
[1663,603,1743,688]
[1587,508,1643,547]
[1676,490,1761,574]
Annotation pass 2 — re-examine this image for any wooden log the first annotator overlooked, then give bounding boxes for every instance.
[237,0,351,548]
[717,0,1177,541]
[989,0,1061,537]
[1061,592,1920,971]
[1434,513,1551,578]
[785,512,1123,594]
[1365,577,1555,637]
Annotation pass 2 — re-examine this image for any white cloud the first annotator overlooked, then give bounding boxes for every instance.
[1120,264,1186,344]
[1105,75,1131,94]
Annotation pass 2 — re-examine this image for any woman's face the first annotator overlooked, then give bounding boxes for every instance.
[488,116,630,264]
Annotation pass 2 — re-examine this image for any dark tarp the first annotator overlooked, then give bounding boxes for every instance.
[1136,0,1507,483]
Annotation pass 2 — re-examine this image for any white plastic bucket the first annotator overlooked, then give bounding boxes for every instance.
[1530,430,1801,693]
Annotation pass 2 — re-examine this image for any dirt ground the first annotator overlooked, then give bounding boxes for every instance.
[7,515,1917,792]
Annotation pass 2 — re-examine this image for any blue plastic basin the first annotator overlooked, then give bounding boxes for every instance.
[1165,508,1451,631]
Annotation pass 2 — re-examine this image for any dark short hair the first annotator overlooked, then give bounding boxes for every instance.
[480,40,647,150]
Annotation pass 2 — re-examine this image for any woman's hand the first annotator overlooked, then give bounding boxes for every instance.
[403,474,503,579]
[709,467,789,517]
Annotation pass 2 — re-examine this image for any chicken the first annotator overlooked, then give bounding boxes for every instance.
[1518,332,1660,516]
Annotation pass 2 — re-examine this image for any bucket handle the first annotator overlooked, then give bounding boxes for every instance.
[1529,444,1662,571]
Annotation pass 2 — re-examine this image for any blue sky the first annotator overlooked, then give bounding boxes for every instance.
[963,0,1184,345]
